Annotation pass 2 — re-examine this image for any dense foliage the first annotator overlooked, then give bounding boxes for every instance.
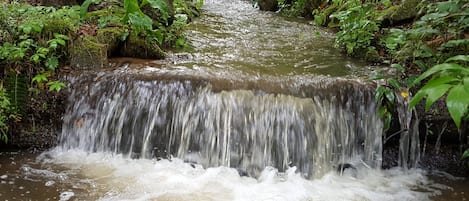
[0,0,202,144]
[263,0,469,159]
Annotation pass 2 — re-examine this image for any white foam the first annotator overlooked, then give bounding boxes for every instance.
[41,149,444,201]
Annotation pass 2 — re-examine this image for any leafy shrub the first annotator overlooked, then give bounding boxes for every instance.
[410,55,469,128]
[0,83,11,143]
[331,3,380,56]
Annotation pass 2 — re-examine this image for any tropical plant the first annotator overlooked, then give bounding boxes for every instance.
[410,55,469,128]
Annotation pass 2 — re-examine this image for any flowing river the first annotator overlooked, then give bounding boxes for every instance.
[1,0,468,200]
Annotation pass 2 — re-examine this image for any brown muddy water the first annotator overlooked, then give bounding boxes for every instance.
[1,150,468,201]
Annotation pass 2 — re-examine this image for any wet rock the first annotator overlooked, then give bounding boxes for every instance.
[70,36,108,70]
[303,0,322,18]
[383,0,421,26]
[258,0,278,12]
[119,31,166,59]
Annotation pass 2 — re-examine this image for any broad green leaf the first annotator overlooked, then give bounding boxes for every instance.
[53,33,69,41]
[391,63,404,73]
[123,0,142,22]
[56,39,66,46]
[446,85,469,128]
[30,54,40,63]
[375,85,386,103]
[47,81,66,92]
[441,39,469,49]
[422,84,451,110]
[385,88,395,102]
[31,24,43,33]
[409,90,426,109]
[32,73,48,83]
[413,60,427,70]
[370,75,384,80]
[446,55,469,63]
[388,78,400,89]
[23,26,32,34]
[464,77,469,94]
[49,41,58,49]
[80,0,101,19]
[128,12,153,31]
[423,76,459,89]
[463,149,469,159]
[420,12,449,21]
[412,63,466,86]
[142,0,169,21]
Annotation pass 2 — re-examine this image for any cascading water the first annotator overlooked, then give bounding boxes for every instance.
[395,90,420,169]
[58,72,382,179]
[0,0,453,200]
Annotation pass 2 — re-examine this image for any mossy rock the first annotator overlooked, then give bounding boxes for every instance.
[70,36,108,70]
[96,27,125,55]
[39,18,75,38]
[84,6,125,24]
[384,0,421,25]
[119,31,166,59]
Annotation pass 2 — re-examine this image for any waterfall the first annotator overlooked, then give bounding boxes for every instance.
[59,72,383,178]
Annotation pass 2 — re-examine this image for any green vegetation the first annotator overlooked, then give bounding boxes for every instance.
[264,0,468,160]
[0,0,202,144]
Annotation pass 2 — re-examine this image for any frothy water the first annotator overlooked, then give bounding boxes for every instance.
[38,150,442,201]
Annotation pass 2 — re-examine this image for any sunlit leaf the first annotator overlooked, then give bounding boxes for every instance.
[47,81,66,92]
[32,73,48,83]
[446,85,469,128]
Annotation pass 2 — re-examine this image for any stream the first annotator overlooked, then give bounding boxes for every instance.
[1,0,468,200]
